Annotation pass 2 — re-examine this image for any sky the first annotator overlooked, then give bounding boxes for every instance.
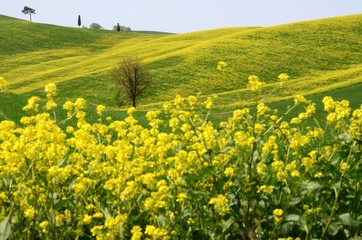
[0,0,361,33]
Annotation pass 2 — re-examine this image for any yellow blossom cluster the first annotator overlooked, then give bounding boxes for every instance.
[273,208,284,222]
[323,96,351,126]
[278,73,289,82]
[216,61,227,71]
[248,75,265,92]
[208,194,230,216]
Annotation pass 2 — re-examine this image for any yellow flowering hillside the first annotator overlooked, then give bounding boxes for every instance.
[0,82,361,239]
[0,14,361,109]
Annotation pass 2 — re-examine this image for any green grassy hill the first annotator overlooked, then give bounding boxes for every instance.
[0,14,361,117]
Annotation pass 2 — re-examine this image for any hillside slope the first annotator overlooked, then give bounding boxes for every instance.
[0,14,361,109]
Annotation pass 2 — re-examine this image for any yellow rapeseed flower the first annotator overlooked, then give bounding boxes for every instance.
[278,73,289,81]
[314,172,323,178]
[224,167,235,177]
[322,96,335,112]
[145,225,156,236]
[23,96,42,112]
[24,207,36,219]
[96,105,106,116]
[44,83,57,98]
[340,162,350,173]
[248,75,265,92]
[187,95,197,107]
[294,95,308,105]
[176,193,188,202]
[187,218,195,225]
[82,214,93,224]
[0,76,8,92]
[74,98,87,110]
[257,103,270,118]
[131,226,143,240]
[257,185,275,194]
[217,61,227,71]
[302,157,315,172]
[209,194,230,216]
[291,170,300,177]
[286,161,297,172]
[273,208,283,216]
[92,212,104,218]
[146,110,161,121]
[39,221,49,233]
[256,162,268,177]
[45,100,57,110]
[204,96,213,110]
[63,101,73,117]
[127,106,136,115]
[273,208,283,222]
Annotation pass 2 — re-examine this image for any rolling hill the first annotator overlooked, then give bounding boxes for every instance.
[0,14,361,116]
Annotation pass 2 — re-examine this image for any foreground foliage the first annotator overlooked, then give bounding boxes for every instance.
[0,78,361,239]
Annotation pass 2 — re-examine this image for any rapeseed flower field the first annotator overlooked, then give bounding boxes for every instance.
[0,76,361,239]
[0,11,361,240]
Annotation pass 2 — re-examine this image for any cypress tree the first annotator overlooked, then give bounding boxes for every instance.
[78,15,81,28]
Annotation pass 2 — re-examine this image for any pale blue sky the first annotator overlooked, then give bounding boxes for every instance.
[0,0,361,33]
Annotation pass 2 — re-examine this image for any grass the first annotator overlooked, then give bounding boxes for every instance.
[0,14,361,123]
[0,93,27,123]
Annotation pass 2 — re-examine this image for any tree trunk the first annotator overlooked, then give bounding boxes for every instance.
[132,97,136,108]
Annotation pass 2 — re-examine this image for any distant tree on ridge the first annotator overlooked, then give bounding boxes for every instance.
[22,6,36,22]
[78,15,81,28]
[89,23,104,30]
[113,24,132,32]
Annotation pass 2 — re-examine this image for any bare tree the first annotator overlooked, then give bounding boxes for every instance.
[22,6,36,22]
[111,57,152,108]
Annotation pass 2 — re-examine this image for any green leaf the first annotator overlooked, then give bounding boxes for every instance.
[101,207,111,218]
[333,181,341,189]
[289,197,301,206]
[201,166,214,176]
[182,173,201,183]
[219,146,232,153]
[349,237,362,240]
[222,217,234,232]
[339,213,361,234]
[299,218,308,232]
[227,193,238,206]
[283,186,291,195]
[202,220,218,231]
[258,200,266,208]
[182,209,191,219]
[158,214,166,227]
[0,216,11,239]
[280,222,294,236]
[285,214,300,222]
[339,213,352,226]
[301,180,322,194]
[327,222,340,236]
